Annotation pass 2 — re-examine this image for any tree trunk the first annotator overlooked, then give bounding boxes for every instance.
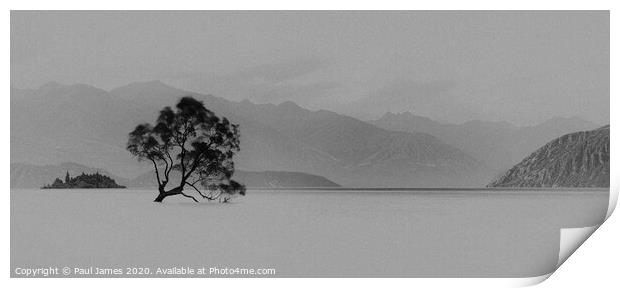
[153,193,168,202]
[153,186,184,203]
[154,185,170,202]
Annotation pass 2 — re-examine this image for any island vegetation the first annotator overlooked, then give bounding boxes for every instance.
[42,171,126,189]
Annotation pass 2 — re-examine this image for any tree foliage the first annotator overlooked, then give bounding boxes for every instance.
[127,96,245,202]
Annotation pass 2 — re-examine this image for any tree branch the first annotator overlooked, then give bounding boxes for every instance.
[187,182,218,200]
[207,191,221,201]
[164,150,174,181]
[150,158,162,187]
[157,154,169,184]
[179,192,199,202]
[183,152,204,181]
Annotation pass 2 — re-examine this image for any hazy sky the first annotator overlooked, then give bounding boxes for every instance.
[11,11,609,125]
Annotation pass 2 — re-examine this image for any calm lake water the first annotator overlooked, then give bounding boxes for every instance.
[11,188,609,277]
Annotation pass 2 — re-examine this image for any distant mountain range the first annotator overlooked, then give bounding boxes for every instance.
[12,81,486,187]
[370,112,600,174]
[11,80,605,187]
[10,163,341,189]
[488,126,610,188]
[234,171,341,188]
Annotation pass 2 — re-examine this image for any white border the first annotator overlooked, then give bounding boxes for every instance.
[0,0,617,10]
[3,2,617,287]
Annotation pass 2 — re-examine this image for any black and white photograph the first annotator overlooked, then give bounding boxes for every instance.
[8,9,613,283]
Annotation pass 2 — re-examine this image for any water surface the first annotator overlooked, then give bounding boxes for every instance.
[11,188,609,277]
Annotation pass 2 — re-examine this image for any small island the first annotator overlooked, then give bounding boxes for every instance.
[42,171,126,189]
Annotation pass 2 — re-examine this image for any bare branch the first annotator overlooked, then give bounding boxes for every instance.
[183,152,204,181]
[179,192,199,202]
[156,155,170,184]
[150,158,162,187]
[187,182,219,200]
[164,150,174,181]
[207,189,222,201]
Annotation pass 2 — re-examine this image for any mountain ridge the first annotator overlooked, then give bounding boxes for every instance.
[371,111,600,173]
[488,125,610,187]
[12,80,486,187]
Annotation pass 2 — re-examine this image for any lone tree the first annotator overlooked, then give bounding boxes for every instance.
[127,96,245,202]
